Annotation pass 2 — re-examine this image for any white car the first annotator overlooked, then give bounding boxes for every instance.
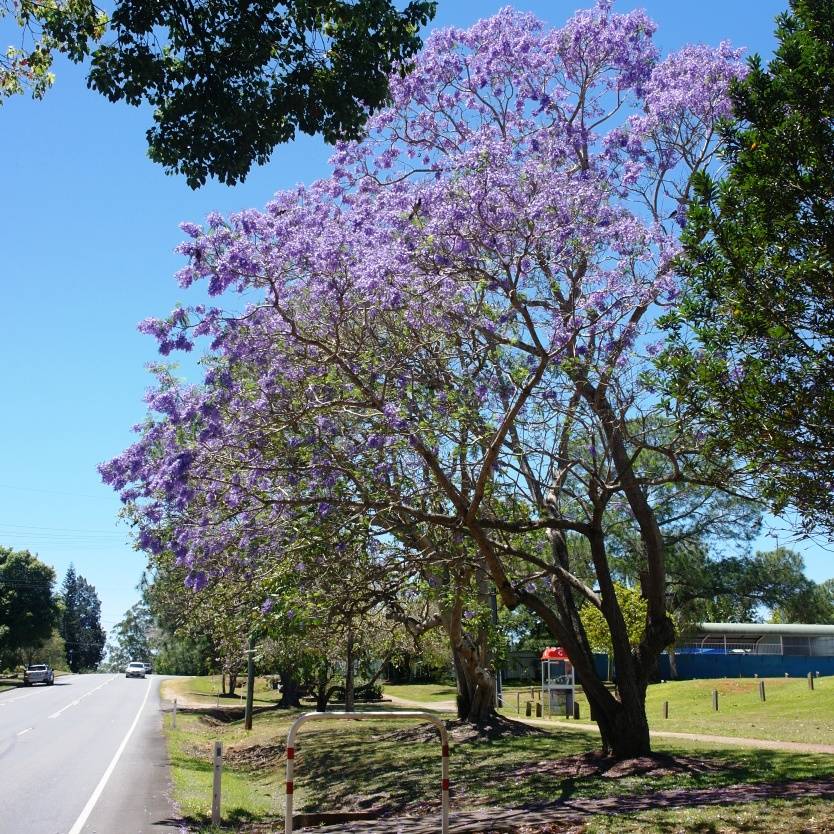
[125,661,146,679]
[23,664,54,686]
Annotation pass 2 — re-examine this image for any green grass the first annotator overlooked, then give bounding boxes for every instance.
[643,677,834,745]
[382,682,459,703]
[163,676,834,833]
[498,677,834,746]
[162,675,283,707]
[583,796,834,833]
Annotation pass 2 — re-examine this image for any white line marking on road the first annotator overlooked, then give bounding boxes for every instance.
[16,727,32,736]
[0,692,34,706]
[49,676,115,719]
[67,678,152,834]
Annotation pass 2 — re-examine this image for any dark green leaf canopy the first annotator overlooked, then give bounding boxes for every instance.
[83,0,436,187]
[662,0,834,531]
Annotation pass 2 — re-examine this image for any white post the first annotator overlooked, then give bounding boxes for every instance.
[172,698,177,729]
[212,740,222,825]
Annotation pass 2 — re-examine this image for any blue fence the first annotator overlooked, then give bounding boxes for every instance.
[585,652,834,681]
[659,653,834,680]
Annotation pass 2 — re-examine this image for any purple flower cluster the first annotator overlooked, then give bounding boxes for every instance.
[100,4,746,595]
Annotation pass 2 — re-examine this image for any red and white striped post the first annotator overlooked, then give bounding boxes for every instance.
[283,710,449,834]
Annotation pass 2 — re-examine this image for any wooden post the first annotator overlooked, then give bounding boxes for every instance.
[212,741,223,825]
[516,691,521,714]
[712,689,719,711]
[535,702,542,718]
[759,680,766,702]
[244,633,256,730]
[663,700,669,719]
[172,698,177,729]
[573,701,580,720]
[808,672,815,691]
[525,701,531,717]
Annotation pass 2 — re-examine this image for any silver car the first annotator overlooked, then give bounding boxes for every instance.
[23,664,54,686]
[125,661,146,679]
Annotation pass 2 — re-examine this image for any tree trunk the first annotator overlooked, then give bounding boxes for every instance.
[278,667,302,708]
[589,683,652,758]
[315,663,331,712]
[221,673,227,695]
[228,672,238,696]
[449,630,496,723]
[345,628,355,712]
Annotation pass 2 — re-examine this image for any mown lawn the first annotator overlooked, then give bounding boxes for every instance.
[163,676,834,833]
[163,674,283,707]
[383,681,459,703]
[496,676,834,746]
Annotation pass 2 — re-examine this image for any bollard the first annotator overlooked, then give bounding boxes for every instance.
[759,680,766,702]
[172,698,177,729]
[663,700,669,720]
[212,741,223,825]
[712,689,719,711]
[535,702,542,718]
[808,672,815,691]
[516,692,521,714]
[525,701,532,717]
[573,701,580,721]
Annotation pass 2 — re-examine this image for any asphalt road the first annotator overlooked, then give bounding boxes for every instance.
[0,674,181,834]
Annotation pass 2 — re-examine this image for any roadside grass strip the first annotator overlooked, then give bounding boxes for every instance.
[163,676,834,834]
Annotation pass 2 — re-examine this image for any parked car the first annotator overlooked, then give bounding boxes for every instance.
[125,661,146,679]
[23,664,54,686]
[142,662,153,675]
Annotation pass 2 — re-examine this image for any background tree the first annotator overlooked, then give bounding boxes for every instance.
[580,584,647,657]
[0,546,60,668]
[102,601,153,671]
[5,0,436,186]
[59,565,106,672]
[662,0,834,531]
[0,0,104,101]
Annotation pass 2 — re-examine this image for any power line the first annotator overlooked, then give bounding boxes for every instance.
[0,483,106,500]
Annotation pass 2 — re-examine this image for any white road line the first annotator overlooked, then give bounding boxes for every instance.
[67,678,153,834]
[0,692,34,706]
[49,676,115,719]
[16,727,32,736]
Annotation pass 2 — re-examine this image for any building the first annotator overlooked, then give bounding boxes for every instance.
[663,622,834,679]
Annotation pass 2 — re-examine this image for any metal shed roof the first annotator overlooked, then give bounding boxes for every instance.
[695,622,834,636]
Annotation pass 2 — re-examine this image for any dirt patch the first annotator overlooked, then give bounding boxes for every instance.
[376,716,547,745]
[484,751,729,786]
[225,741,287,771]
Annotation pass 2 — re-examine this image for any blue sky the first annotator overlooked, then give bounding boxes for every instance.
[2,0,827,633]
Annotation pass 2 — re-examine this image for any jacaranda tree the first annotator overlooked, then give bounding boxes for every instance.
[103,3,748,758]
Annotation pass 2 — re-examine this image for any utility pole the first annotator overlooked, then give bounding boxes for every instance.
[244,633,256,731]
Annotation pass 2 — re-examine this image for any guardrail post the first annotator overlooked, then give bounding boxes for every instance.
[172,698,177,729]
[212,741,222,825]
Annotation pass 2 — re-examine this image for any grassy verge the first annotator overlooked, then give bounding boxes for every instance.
[163,677,834,833]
